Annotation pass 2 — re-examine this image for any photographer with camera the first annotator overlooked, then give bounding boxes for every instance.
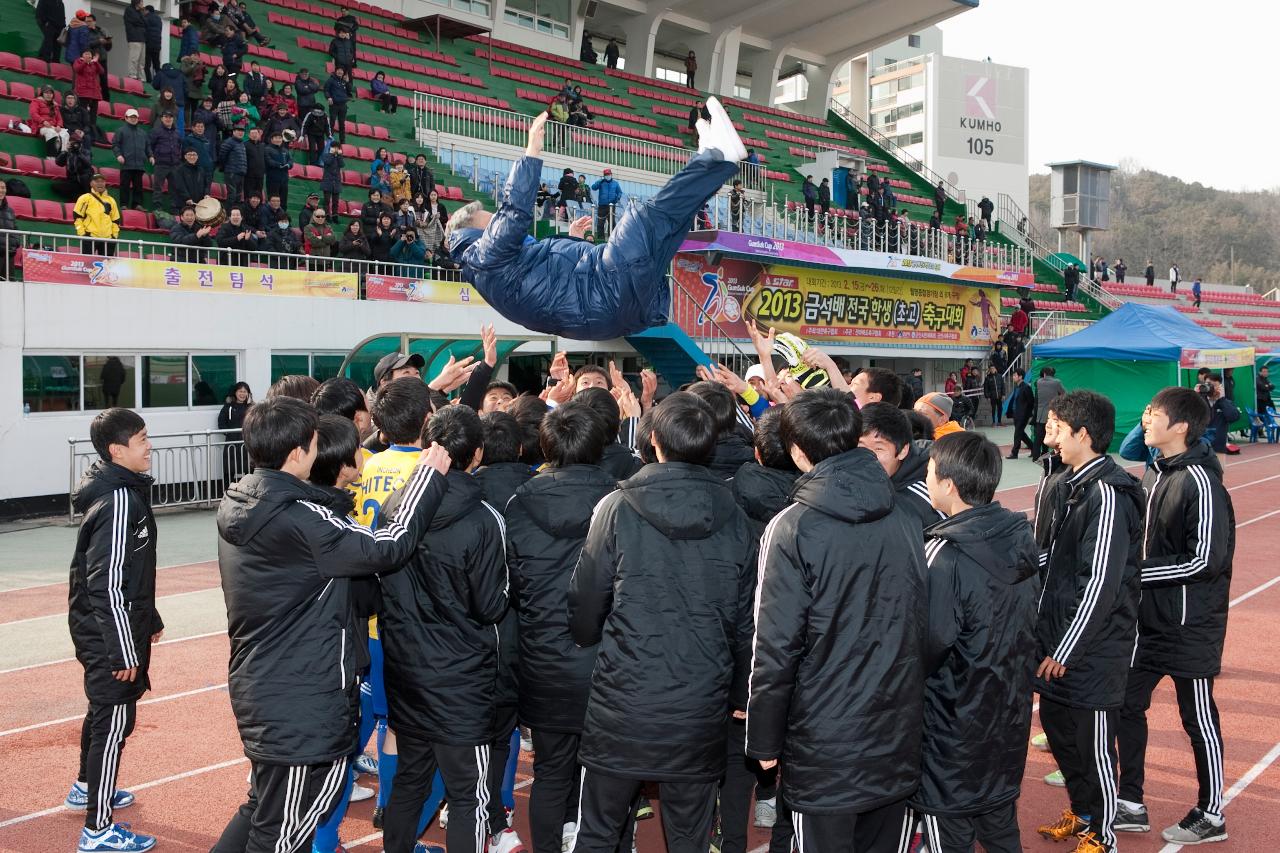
[1199,372,1240,454]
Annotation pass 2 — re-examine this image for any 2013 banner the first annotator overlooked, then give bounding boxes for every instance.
[21,250,358,298]
[672,253,1002,347]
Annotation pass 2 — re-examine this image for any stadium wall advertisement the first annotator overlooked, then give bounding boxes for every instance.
[672,252,1001,348]
[363,273,489,306]
[20,250,359,298]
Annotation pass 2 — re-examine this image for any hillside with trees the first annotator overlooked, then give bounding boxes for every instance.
[1027,166,1280,292]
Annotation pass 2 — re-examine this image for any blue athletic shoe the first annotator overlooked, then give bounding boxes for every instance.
[414,844,445,853]
[353,753,379,776]
[65,783,136,811]
[76,823,157,852]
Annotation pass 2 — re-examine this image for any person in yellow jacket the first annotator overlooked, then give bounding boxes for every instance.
[73,174,121,257]
[388,162,412,206]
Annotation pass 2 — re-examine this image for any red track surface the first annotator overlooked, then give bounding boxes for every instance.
[3,447,1279,853]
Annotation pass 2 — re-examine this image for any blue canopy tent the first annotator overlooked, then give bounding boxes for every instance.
[1032,303,1255,449]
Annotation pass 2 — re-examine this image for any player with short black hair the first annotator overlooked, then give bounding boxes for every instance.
[859,402,942,528]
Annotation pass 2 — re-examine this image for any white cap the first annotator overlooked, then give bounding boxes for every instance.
[124,108,140,118]
[745,364,767,382]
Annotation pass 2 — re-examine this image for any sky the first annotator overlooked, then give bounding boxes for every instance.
[937,0,1280,192]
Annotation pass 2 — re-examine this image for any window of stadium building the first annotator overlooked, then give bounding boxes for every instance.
[271,352,346,384]
[504,0,570,38]
[427,0,491,16]
[23,353,234,412]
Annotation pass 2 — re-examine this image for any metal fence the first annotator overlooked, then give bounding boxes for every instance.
[67,429,247,521]
[4,227,463,289]
[412,91,764,189]
[827,98,962,204]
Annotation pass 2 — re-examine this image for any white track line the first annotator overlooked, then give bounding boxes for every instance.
[1230,575,1280,609]
[0,586,224,628]
[0,683,228,738]
[0,629,226,676]
[0,757,248,830]
[1157,739,1280,852]
[0,559,216,595]
[346,777,536,849]
[1012,460,1280,515]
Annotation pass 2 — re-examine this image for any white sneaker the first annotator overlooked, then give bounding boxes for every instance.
[561,822,578,853]
[695,119,713,154]
[438,804,449,829]
[703,98,748,163]
[350,783,375,803]
[754,798,776,828]
[488,828,527,853]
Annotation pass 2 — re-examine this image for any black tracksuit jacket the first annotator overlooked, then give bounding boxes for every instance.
[474,461,533,513]
[506,464,618,733]
[69,462,163,704]
[570,462,756,781]
[706,429,757,480]
[378,468,510,745]
[746,448,928,815]
[730,461,800,541]
[1134,442,1234,678]
[911,503,1040,817]
[890,440,946,529]
[1034,455,1143,710]
[599,442,644,481]
[216,465,446,765]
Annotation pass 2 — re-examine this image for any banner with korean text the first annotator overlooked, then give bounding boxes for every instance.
[21,250,358,298]
[672,252,1001,347]
[364,273,488,306]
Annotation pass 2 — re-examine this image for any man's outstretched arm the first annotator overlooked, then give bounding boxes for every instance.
[464,114,547,272]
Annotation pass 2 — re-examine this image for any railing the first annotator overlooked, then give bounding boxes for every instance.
[828,98,962,203]
[3,227,464,289]
[1078,276,1123,311]
[870,55,929,77]
[68,429,246,521]
[413,91,764,189]
[667,273,755,376]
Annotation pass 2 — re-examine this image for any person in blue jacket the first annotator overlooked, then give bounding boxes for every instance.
[177,16,200,60]
[446,99,745,341]
[591,168,624,236]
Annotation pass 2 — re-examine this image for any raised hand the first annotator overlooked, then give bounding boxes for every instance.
[418,441,453,476]
[526,112,548,157]
[640,369,657,410]
[428,354,479,394]
[481,322,498,367]
[568,215,592,239]
[549,350,570,382]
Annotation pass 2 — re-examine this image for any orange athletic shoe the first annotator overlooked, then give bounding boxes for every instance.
[1072,831,1112,853]
[1037,809,1087,841]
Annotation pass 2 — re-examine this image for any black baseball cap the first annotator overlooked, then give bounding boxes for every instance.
[373,352,425,386]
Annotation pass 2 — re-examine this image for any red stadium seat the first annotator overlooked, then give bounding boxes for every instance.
[8,196,34,219]
[0,52,21,72]
[121,209,150,230]
[49,63,72,82]
[34,199,66,222]
[22,58,49,77]
[14,155,44,174]
[9,81,35,102]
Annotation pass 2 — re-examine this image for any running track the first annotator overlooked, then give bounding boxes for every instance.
[3,447,1280,852]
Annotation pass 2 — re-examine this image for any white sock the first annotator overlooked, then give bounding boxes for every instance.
[760,797,776,807]
[1204,810,1224,825]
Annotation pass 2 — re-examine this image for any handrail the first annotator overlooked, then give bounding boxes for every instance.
[413,91,765,189]
[1079,277,1123,312]
[828,98,961,203]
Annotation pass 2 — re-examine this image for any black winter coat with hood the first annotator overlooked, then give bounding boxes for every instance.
[378,469,510,744]
[570,462,756,781]
[1034,455,1143,710]
[730,460,799,541]
[216,465,446,765]
[506,464,618,733]
[69,461,162,704]
[473,461,533,514]
[706,429,756,480]
[891,439,945,530]
[599,442,644,481]
[910,502,1040,817]
[1135,441,1234,678]
[746,448,928,815]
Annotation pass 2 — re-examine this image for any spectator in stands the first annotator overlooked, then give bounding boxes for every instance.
[192,96,219,145]
[535,183,558,219]
[361,188,391,232]
[557,167,578,218]
[326,67,353,145]
[170,204,215,262]
[729,180,744,231]
[295,68,321,115]
[320,144,344,220]
[241,62,266,108]
[423,189,449,223]
[303,208,337,258]
[576,174,593,206]
[569,100,592,128]
[371,71,398,114]
[818,178,831,222]
[218,124,249,205]
[580,31,597,63]
[1145,259,1156,286]
[53,130,94,200]
[200,7,228,45]
[74,173,120,256]
[1257,366,1274,412]
[265,209,300,259]
[264,130,293,208]
[933,180,946,222]
[391,226,428,277]
[801,175,817,225]
[30,86,69,156]
[72,48,103,132]
[684,50,697,87]
[1017,289,1035,317]
[237,193,266,234]
[143,4,163,82]
[0,181,16,280]
[241,126,266,201]
[338,219,371,262]
[977,195,994,230]
[329,29,356,77]
[35,0,64,63]
[1192,276,1202,308]
[408,154,434,199]
[226,0,271,47]
[390,161,412,206]
[605,37,620,69]
[63,10,91,64]
[216,206,259,264]
[152,87,181,130]
[180,54,205,122]
[259,193,287,231]
[1063,262,1080,301]
[688,100,710,133]
[591,169,622,236]
[264,102,301,144]
[1114,257,1126,284]
[111,108,153,211]
[1169,262,1180,293]
[299,192,323,230]
[177,15,199,60]
[185,118,214,186]
[300,106,330,166]
[221,24,247,74]
[370,211,399,263]
[172,145,210,212]
[418,203,446,261]
[391,198,416,231]
[548,95,569,125]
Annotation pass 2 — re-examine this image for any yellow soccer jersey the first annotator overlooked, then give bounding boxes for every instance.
[351,445,422,529]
